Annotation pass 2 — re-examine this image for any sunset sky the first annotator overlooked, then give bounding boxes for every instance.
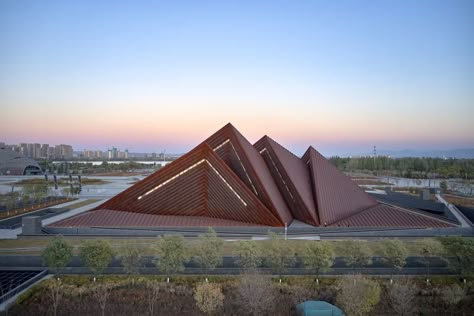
[1,0,473,156]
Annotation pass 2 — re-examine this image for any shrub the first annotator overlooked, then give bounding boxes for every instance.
[194,282,224,315]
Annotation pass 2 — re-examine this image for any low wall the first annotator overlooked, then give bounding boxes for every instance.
[37,226,474,239]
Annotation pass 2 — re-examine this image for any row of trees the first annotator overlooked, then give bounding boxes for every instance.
[329,156,474,179]
[41,230,474,283]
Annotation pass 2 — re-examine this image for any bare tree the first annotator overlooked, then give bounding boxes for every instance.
[336,274,381,316]
[238,274,276,316]
[146,280,162,316]
[47,278,63,316]
[93,283,111,316]
[194,282,224,315]
[289,285,317,305]
[387,280,418,316]
[440,284,465,316]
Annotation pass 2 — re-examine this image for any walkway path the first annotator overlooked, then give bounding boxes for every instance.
[42,199,106,226]
[0,199,107,239]
[435,194,471,227]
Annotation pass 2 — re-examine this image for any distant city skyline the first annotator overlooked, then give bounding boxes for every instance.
[2,1,473,157]
[3,138,474,159]
[0,141,74,160]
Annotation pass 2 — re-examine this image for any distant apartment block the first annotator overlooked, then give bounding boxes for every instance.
[1,142,74,159]
[3,141,142,161]
[55,144,74,159]
[83,147,128,160]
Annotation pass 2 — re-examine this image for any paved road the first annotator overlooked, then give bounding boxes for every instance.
[0,255,452,276]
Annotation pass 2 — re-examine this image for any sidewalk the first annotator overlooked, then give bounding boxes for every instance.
[435,194,471,227]
[42,199,107,226]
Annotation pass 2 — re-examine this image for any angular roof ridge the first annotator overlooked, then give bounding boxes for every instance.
[254,135,319,226]
[305,146,378,225]
[93,142,283,226]
[201,124,293,225]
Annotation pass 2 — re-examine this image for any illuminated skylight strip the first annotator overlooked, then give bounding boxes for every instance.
[137,159,206,200]
[137,158,247,206]
[262,148,294,201]
[213,139,258,196]
[213,139,230,151]
[229,141,258,196]
[206,161,247,206]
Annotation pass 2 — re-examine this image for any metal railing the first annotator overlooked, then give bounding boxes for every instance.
[0,270,47,304]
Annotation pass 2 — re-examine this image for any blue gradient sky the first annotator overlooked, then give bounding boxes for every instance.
[1,0,473,156]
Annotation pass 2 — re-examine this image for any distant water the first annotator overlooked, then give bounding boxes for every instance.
[52,160,173,166]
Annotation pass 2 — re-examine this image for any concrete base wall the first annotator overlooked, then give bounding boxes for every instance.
[35,225,474,239]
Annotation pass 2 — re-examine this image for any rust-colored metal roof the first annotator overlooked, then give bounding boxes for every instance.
[201,123,293,225]
[302,146,378,225]
[50,209,263,227]
[50,123,457,229]
[330,204,456,228]
[90,143,282,226]
[254,136,319,226]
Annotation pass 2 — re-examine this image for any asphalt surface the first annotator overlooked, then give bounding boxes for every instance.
[0,255,452,275]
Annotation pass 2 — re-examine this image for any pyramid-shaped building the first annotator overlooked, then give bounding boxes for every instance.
[51,123,455,229]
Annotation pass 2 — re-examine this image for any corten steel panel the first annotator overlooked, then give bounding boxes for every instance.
[254,136,319,226]
[50,209,263,227]
[302,146,378,226]
[201,123,293,225]
[330,204,456,228]
[91,143,283,226]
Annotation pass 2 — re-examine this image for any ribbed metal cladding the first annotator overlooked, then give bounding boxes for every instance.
[254,136,320,226]
[302,146,379,226]
[331,204,455,228]
[88,143,282,226]
[49,209,264,227]
[201,123,293,226]
[50,123,457,229]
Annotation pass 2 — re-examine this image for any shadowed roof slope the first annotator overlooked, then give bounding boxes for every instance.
[85,143,282,226]
[254,135,319,226]
[302,146,378,225]
[201,123,292,225]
